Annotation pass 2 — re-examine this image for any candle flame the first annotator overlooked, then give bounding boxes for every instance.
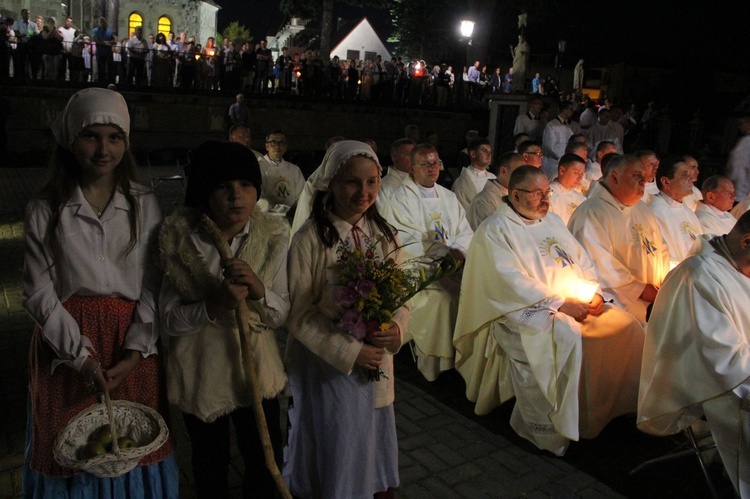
[575,280,598,303]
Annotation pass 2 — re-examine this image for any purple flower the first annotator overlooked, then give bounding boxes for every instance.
[355,262,366,273]
[333,285,359,308]
[338,309,366,340]
[355,279,375,298]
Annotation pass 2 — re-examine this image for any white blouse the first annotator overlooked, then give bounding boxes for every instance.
[23,184,162,372]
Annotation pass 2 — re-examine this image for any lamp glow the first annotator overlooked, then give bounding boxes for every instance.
[460,20,475,38]
[669,260,679,271]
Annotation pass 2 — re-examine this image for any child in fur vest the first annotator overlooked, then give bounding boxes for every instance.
[158,140,290,498]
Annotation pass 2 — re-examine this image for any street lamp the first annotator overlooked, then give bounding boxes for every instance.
[556,39,566,84]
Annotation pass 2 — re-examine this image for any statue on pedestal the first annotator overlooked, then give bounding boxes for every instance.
[511,34,530,93]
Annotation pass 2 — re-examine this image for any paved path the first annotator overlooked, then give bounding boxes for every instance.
[0,167,732,498]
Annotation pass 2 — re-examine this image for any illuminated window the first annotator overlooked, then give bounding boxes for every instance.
[157,16,171,37]
[128,12,143,38]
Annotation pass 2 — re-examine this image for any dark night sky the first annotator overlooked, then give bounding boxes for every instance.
[216,0,750,71]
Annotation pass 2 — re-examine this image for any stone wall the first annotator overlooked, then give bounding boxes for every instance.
[3,86,485,170]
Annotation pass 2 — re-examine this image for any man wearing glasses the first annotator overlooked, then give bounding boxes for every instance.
[517,140,543,168]
[384,143,474,382]
[454,165,644,456]
[259,130,305,213]
[568,155,670,324]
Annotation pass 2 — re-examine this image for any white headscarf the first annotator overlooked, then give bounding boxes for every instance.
[52,88,131,152]
[290,140,381,240]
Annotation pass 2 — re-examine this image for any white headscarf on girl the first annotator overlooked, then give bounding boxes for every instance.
[290,140,381,240]
[52,87,131,152]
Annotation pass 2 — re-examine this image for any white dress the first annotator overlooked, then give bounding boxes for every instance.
[285,215,410,499]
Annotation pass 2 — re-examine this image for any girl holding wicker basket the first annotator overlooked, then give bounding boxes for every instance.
[22,87,178,496]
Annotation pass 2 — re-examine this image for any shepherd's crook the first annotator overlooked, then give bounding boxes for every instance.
[200,214,292,499]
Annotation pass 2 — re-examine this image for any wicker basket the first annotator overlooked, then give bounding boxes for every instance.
[53,398,169,478]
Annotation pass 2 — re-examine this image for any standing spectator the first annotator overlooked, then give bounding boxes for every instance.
[151,32,173,87]
[112,38,126,85]
[145,32,154,85]
[254,39,270,93]
[13,9,39,78]
[228,93,250,126]
[179,37,197,89]
[502,67,513,93]
[92,16,115,84]
[223,41,240,91]
[727,115,750,203]
[285,141,408,499]
[467,60,480,98]
[22,87,178,498]
[275,46,291,94]
[531,72,541,94]
[490,67,502,93]
[40,17,63,80]
[0,18,13,81]
[240,41,254,92]
[125,26,148,86]
[58,17,76,80]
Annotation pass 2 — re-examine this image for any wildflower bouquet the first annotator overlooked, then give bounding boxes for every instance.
[331,237,463,381]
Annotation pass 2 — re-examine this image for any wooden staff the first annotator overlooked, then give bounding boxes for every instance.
[199,214,292,499]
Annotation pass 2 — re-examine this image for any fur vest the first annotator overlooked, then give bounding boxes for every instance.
[159,208,289,422]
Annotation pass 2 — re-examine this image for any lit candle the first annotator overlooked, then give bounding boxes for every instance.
[575,279,598,303]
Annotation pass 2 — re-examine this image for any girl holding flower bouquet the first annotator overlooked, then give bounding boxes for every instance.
[285,140,410,499]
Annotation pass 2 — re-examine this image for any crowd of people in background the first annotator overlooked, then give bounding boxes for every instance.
[1,10,577,108]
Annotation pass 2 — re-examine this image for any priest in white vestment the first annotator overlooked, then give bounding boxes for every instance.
[377,138,415,204]
[386,144,474,381]
[513,96,546,142]
[639,214,750,498]
[467,152,525,230]
[680,155,703,211]
[451,139,496,211]
[649,157,703,263]
[635,150,660,204]
[549,154,587,225]
[696,175,737,235]
[583,108,622,160]
[582,141,617,196]
[568,155,670,323]
[455,166,644,456]
[542,102,578,179]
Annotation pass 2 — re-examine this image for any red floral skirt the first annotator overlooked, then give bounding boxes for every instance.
[28,295,174,477]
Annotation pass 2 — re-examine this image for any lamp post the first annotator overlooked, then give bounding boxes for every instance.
[556,39,566,85]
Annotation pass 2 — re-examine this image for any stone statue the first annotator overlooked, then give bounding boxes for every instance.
[574,59,584,91]
[512,34,529,93]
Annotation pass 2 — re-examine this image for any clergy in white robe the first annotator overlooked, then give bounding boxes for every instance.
[386,144,474,381]
[568,155,670,323]
[455,166,644,456]
[542,102,578,179]
[583,109,622,160]
[513,97,546,142]
[582,141,617,195]
[377,138,415,203]
[451,139,496,211]
[549,154,587,226]
[726,116,750,202]
[467,152,525,230]
[635,150,660,204]
[650,158,704,263]
[695,175,737,235]
[638,220,750,498]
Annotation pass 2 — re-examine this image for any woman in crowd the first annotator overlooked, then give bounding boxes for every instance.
[151,32,173,88]
[284,140,410,499]
[22,87,177,496]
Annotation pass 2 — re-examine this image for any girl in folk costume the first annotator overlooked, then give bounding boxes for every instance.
[284,140,410,499]
[158,140,289,498]
[22,87,178,496]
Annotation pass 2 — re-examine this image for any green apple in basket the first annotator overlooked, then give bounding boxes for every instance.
[117,436,138,449]
[90,424,118,450]
[78,441,107,460]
